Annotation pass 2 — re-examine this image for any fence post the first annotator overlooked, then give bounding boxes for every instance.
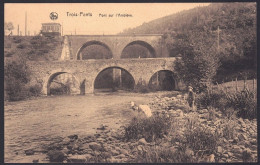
[235,78,238,92]
[253,79,255,90]
[243,78,248,90]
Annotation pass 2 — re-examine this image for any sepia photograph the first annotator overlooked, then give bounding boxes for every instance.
[3,2,257,163]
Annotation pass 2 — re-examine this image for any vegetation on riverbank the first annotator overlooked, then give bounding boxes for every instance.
[37,92,257,163]
[4,35,63,101]
[4,59,42,101]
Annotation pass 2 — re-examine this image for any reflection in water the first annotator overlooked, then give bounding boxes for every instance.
[4,93,152,163]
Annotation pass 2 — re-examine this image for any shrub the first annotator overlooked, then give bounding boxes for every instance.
[134,83,150,93]
[124,114,171,142]
[16,43,26,49]
[5,51,14,57]
[134,145,195,163]
[5,77,31,101]
[207,107,217,121]
[216,119,237,140]
[242,150,253,162]
[50,86,70,95]
[13,37,22,43]
[29,84,42,97]
[225,89,257,119]
[196,90,226,109]
[197,87,256,119]
[4,60,31,101]
[184,126,218,156]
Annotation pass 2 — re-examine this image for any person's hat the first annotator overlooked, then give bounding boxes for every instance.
[188,86,193,89]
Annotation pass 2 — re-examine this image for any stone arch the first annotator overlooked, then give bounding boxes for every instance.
[42,69,81,95]
[148,69,177,91]
[92,66,136,92]
[121,40,156,58]
[76,40,113,60]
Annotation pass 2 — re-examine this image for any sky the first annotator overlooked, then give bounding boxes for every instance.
[5,3,210,35]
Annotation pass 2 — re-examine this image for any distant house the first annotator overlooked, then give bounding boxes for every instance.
[41,23,61,36]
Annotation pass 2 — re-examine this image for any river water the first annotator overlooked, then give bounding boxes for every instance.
[4,92,157,163]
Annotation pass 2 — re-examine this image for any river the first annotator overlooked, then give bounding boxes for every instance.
[4,92,162,163]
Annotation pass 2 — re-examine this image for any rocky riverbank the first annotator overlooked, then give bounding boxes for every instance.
[23,94,257,163]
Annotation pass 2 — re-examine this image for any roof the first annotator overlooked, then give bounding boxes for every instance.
[42,23,61,26]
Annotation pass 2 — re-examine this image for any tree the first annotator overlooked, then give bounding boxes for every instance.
[174,30,220,92]
[5,22,14,36]
[4,58,31,101]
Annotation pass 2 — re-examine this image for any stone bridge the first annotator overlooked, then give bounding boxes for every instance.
[67,34,169,60]
[27,58,180,95]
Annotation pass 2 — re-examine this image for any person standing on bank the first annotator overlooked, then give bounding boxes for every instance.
[187,86,195,110]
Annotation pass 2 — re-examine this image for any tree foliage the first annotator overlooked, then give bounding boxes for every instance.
[4,58,31,101]
[121,3,257,83]
[5,22,14,32]
[174,30,220,92]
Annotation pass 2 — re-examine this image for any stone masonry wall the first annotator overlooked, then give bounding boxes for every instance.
[27,58,179,95]
[67,35,169,60]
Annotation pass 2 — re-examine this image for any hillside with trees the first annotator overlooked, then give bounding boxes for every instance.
[120,3,257,85]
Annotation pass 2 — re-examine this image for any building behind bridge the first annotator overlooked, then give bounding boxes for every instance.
[41,23,61,36]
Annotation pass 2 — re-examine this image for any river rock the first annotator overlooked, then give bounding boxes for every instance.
[111,149,120,156]
[176,109,184,117]
[67,154,90,162]
[32,159,39,163]
[119,148,129,155]
[97,124,107,130]
[227,152,233,157]
[89,142,102,151]
[79,143,89,151]
[68,135,78,141]
[67,143,79,151]
[25,149,35,155]
[61,147,69,154]
[138,138,148,145]
[47,150,65,162]
[102,152,112,159]
[198,109,208,114]
[185,148,194,156]
[250,145,257,151]
[223,153,229,158]
[238,134,248,141]
[137,145,143,151]
[250,139,257,145]
[169,146,177,153]
[116,154,126,159]
[217,146,223,153]
[62,137,71,145]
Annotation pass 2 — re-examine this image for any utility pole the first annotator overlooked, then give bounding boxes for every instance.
[25,11,27,36]
[196,7,199,25]
[17,24,19,36]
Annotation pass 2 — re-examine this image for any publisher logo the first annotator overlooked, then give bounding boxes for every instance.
[50,12,58,20]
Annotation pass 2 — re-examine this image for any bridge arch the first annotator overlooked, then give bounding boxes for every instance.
[76,40,113,60]
[121,40,156,58]
[148,69,177,91]
[42,69,81,95]
[92,66,135,92]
